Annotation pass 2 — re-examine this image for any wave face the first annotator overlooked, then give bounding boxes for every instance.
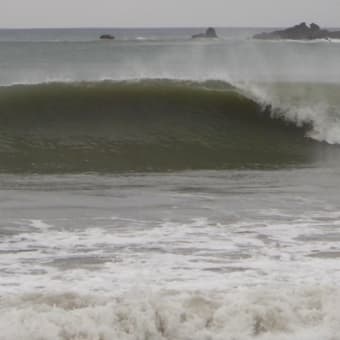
[0,79,326,173]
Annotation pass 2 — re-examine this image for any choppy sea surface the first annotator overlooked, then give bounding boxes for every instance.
[1,27,340,339]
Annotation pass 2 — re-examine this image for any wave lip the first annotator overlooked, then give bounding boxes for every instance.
[0,79,334,173]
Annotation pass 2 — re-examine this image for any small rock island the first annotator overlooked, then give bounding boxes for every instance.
[192,27,218,39]
[253,22,340,40]
[99,34,115,40]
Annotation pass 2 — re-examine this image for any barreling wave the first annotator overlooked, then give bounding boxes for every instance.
[0,79,335,173]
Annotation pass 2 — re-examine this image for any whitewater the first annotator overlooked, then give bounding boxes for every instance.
[1,27,340,340]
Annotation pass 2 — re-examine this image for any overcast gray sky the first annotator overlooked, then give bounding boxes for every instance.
[2,0,340,28]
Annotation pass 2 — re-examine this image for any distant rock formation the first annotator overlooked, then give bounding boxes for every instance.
[100,34,115,40]
[253,22,340,40]
[192,27,218,39]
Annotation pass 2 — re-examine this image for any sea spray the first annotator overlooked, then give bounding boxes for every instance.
[239,81,340,144]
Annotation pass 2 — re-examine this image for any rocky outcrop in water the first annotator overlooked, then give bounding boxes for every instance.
[253,22,340,40]
[192,27,218,39]
[100,34,115,40]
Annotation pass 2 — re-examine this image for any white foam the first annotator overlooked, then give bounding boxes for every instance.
[1,287,340,340]
[1,170,340,337]
[29,219,52,230]
[1,210,340,295]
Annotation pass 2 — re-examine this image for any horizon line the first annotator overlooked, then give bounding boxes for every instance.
[0,24,338,30]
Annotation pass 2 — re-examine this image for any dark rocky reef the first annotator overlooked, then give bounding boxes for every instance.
[100,34,115,40]
[253,22,340,40]
[192,27,218,39]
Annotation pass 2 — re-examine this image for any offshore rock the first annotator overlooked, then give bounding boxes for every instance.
[192,27,218,39]
[253,22,340,40]
[100,34,115,40]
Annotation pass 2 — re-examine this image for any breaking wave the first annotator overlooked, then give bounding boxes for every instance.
[2,287,340,340]
[0,79,338,173]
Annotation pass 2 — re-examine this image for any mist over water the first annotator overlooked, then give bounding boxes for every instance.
[1,36,340,84]
[1,28,340,340]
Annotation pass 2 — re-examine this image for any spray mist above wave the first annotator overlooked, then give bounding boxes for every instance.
[2,36,340,86]
[240,81,340,144]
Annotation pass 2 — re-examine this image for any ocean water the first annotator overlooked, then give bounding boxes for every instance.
[1,27,340,339]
